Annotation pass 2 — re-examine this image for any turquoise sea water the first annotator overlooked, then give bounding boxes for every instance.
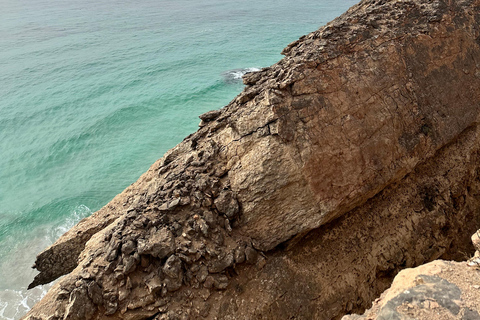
[0,0,357,318]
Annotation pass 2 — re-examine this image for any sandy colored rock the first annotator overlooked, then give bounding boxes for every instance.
[343,231,480,320]
[202,124,480,319]
[23,0,480,319]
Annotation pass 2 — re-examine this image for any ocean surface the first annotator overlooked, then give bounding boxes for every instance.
[0,0,357,318]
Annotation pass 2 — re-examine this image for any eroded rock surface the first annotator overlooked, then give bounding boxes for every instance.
[24,0,480,319]
[343,231,480,320]
[198,122,480,320]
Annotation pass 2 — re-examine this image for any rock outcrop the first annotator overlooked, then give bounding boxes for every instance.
[24,0,480,319]
[342,231,480,320]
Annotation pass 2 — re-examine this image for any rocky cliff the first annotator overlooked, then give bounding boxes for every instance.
[24,0,480,319]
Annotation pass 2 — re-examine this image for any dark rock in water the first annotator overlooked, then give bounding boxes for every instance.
[23,0,480,319]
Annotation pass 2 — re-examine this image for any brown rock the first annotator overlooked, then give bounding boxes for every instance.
[203,276,215,289]
[64,287,95,320]
[208,252,234,273]
[472,231,480,252]
[214,191,239,218]
[163,255,183,279]
[245,246,258,264]
[137,227,175,259]
[146,275,163,294]
[199,110,222,122]
[234,246,245,264]
[164,277,182,292]
[213,274,229,290]
[342,258,480,320]
[23,1,480,320]
[195,265,209,283]
[87,282,103,306]
[121,240,136,255]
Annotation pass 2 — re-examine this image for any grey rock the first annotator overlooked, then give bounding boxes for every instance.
[203,276,215,289]
[104,301,118,316]
[103,292,118,316]
[137,228,175,259]
[195,178,208,191]
[213,274,229,290]
[168,198,180,209]
[234,246,245,264]
[196,265,209,283]
[203,211,215,226]
[163,255,183,279]
[208,252,234,273]
[123,255,137,274]
[195,218,209,236]
[164,277,183,292]
[214,191,239,218]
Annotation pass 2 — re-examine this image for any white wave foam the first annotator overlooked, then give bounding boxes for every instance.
[49,204,92,241]
[222,67,261,83]
[0,204,92,320]
[0,286,50,320]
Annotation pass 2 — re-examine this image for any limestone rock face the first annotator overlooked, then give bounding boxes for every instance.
[23,0,480,319]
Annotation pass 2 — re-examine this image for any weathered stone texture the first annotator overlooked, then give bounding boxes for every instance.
[343,228,480,320]
[23,0,480,319]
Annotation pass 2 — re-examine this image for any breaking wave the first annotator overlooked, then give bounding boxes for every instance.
[222,67,261,84]
[0,205,91,320]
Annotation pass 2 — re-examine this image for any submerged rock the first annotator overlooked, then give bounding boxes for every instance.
[23,0,480,319]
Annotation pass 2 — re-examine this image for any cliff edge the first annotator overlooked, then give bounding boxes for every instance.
[343,230,480,320]
[24,0,480,319]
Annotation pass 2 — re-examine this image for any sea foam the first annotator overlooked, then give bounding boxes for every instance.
[0,205,91,320]
[222,67,261,84]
